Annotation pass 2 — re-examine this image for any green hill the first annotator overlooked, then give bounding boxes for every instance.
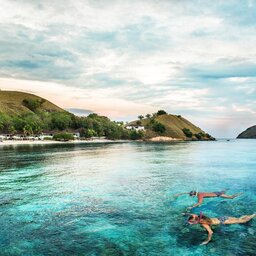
[0,90,64,115]
[0,91,215,141]
[128,113,215,141]
[0,90,129,140]
[237,125,256,139]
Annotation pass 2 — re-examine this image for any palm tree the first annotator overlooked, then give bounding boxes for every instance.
[138,115,144,120]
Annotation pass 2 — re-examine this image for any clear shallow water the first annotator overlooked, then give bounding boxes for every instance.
[0,140,255,256]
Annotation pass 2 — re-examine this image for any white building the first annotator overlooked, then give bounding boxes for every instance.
[38,134,53,140]
[126,126,145,131]
[73,132,80,139]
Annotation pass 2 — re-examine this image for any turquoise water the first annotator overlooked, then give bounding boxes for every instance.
[0,140,255,256]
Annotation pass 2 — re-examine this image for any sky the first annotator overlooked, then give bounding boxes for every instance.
[0,0,256,138]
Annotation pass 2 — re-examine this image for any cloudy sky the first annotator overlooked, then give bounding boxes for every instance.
[0,0,256,137]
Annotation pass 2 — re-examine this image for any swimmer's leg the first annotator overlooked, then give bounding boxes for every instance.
[220,192,243,199]
[224,214,255,224]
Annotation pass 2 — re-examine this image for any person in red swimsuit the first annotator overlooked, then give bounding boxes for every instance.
[175,190,242,209]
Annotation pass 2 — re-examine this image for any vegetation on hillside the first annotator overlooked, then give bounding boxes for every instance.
[0,91,214,141]
[156,110,167,115]
[0,91,63,115]
[128,110,215,140]
[53,132,74,141]
[0,91,143,140]
[0,110,140,140]
[182,128,193,138]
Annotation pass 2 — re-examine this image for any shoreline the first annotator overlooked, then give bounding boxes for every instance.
[0,136,218,146]
[148,136,182,142]
[0,139,129,146]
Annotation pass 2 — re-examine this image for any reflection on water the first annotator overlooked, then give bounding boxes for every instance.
[0,140,255,255]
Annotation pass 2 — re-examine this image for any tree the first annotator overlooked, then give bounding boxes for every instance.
[23,124,33,136]
[79,116,93,129]
[115,121,124,126]
[105,126,121,140]
[33,124,42,134]
[146,114,151,119]
[0,113,12,133]
[39,112,51,130]
[195,133,202,140]
[21,113,43,134]
[152,122,166,134]
[78,128,86,137]
[151,113,157,119]
[120,129,130,140]
[53,132,74,141]
[50,113,72,130]
[13,116,26,131]
[92,120,104,136]
[138,115,144,120]
[157,110,167,115]
[8,126,16,135]
[205,133,214,140]
[129,130,144,140]
[195,132,205,140]
[22,98,42,112]
[0,104,134,140]
[70,115,81,129]
[182,128,193,138]
[84,129,97,138]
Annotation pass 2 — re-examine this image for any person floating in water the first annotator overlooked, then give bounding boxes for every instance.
[175,190,242,209]
[186,212,255,245]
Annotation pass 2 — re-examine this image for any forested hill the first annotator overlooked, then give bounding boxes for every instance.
[0,91,215,141]
[0,90,129,139]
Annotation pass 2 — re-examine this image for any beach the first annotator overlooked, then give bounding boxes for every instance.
[0,139,125,146]
[148,136,182,141]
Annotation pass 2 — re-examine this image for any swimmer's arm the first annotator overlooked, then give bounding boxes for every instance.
[188,196,203,209]
[200,224,213,245]
[174,192,189,197]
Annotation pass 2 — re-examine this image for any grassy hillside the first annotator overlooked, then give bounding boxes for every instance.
[0,91,214,141]
[128,113,214,140]
[0,90,130,140]
[0,90,64,115]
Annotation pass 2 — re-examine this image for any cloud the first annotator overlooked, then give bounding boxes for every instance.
[0,0,256,137]
[232,104,256,115]
[186,58,256,80]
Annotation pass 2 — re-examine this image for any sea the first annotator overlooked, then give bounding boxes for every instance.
[0,139,255,255]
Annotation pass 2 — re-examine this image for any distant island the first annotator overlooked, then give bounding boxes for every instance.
[237,125,256,139]
[0,90,214,141]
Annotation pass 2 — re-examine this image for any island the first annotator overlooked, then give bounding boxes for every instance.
[126,110,215,141]
[0,90,215,142]
[237,125,256,139]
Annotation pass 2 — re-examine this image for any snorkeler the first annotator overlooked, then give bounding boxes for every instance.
[186,212,255,245]
[175,190,242,209]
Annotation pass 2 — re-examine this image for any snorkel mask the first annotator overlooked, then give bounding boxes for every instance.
[189,191,197,197]
[187,212,203,225]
